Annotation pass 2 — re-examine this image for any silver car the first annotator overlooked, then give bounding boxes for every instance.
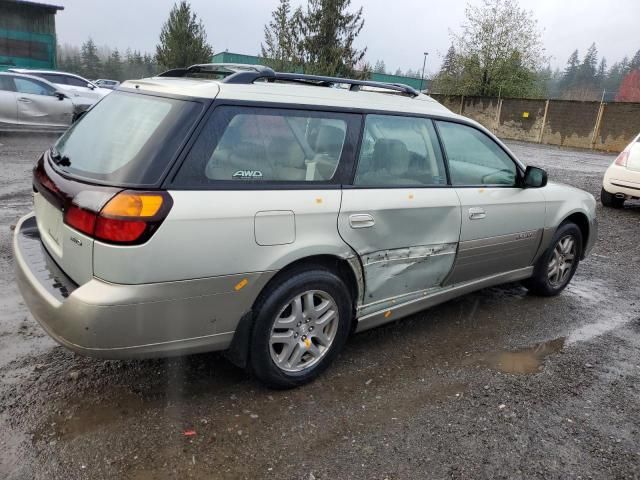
[13,65,597,388]
[9,68,111,110]
[0,71,74,129]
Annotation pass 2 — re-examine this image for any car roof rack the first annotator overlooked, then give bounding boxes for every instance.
[157,63,276,82]
[270,72,420,97]
[157,63,420,97]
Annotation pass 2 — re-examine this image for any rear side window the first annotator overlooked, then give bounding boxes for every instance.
[39,73,66,85]
[173,106,356,186]
[53,91,202,186]
[354,115,447,186]
[66,76,90,87]
[436,121,517,186]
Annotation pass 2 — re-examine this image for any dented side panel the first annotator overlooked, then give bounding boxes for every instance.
[338,188,462,312]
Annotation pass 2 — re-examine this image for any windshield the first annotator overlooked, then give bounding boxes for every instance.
[53,91,202,186]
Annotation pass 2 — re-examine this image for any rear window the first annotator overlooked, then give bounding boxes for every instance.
[53,91,202,186]
[38,73,67,85]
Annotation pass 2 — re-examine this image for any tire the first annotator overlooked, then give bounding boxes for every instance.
[249,267,352,389]
[601,187,624,208]
[523,222,582,297]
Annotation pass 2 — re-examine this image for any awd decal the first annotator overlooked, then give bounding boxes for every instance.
[233,170,263,179]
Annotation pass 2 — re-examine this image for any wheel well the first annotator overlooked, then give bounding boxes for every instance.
[224,254,361,370]
[562,212,589,257]
[260,255,360,311]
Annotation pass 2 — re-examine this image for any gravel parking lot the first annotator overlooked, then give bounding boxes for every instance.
[1,133,639,480]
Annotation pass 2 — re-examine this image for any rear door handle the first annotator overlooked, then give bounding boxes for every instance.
[469,207,486,220]
[18,97,31,103]
[349,213,375,228]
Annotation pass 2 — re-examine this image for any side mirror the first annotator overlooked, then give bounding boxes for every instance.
[522,166,548,188]
[87,83,95,90]
[54,91,67,100]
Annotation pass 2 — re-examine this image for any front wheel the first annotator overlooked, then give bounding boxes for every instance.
[523,223,582,296]
[249,268,352,389]
[601,188,624,208]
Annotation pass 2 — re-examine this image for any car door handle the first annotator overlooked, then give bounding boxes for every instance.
[469,207,486,220]
[17,97,31,103]
[349,213,375,228]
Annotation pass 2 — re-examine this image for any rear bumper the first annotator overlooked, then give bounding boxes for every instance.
[13,213,273,359]
[603,165,640,198]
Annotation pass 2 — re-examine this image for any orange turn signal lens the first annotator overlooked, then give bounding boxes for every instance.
[101,192,164,218]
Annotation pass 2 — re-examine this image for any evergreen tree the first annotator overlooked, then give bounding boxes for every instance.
[560,50,580,92]
[373,59,386,73]
[155,1,213,70]
[630,49,640,71]
[577,43,598,85]
[432,45,461,94]
[440,45,457,76]
[299,0,366,77]
[595,57,607,88]
[261,0,302,72]
[80,38,102,79]
[103,49,122,80]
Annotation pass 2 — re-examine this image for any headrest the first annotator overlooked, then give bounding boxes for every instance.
[372,139,410,174]
[314,125,345,158]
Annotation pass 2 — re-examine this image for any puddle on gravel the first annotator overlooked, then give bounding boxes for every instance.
[463,337,566,374]
[35,391,147,442]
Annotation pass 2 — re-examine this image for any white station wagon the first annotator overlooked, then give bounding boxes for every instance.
[14,64,597,388]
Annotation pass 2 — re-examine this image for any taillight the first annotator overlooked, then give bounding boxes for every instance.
[65,205,97,236]
[615,149,629,167]
[63,191,172,245]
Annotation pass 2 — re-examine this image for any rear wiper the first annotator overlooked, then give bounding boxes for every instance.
[50,148,71,167]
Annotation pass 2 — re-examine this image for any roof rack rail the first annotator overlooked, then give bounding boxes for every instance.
[156,63,420,97]
[272,73,420,97]
[157,63,276,81]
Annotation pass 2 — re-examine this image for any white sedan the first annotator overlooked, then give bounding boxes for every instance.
[602,132,640,208]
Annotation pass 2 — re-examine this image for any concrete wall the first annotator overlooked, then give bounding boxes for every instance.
[431,94,640,152]
[496,98,546,143]
[595,102,640,152]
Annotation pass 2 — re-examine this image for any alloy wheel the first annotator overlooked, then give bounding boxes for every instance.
[548,235,577,287]
[268,290,340,373]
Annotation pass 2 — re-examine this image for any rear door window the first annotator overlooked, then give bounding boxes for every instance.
[15,78,55,96]
[173,106,359,186]
[354,115,447,186]
[53,91,203,186]
[0,76,15,91]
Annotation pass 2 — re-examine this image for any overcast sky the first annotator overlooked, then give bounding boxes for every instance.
[53,0,639,74]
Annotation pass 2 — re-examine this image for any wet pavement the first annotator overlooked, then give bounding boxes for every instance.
[1,134,640,479]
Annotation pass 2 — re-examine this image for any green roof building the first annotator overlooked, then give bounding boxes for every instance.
[0,0,64,71]
[211,51,431,91]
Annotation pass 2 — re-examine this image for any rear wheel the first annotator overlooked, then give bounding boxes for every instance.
[524,223,582,296]
[601,187,624,208]
[249,268,352,389]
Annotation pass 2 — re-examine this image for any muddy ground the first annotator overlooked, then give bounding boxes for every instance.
[1,133,639,480]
